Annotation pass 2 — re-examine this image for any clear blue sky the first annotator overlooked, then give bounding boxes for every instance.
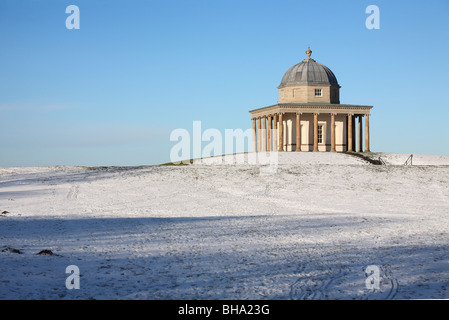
[1,0,448,166]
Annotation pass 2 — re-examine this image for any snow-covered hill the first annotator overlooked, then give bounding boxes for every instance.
[1,152,449,299]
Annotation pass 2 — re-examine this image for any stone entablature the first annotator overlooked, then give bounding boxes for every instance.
[249,103,372,119]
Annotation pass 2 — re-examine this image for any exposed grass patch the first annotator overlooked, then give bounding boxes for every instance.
[344,152,384,165]
[159,161,192,166]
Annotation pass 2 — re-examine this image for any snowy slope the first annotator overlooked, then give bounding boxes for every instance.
[1,152,449,300]
[376,152,449,166]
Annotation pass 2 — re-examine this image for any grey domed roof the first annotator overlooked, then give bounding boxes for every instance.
[279,47,339,87]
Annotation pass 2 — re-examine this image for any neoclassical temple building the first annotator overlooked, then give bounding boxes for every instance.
[249,47,373,152]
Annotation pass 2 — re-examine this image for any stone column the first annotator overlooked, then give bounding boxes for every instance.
[252,118,256,153]
[273,114,278,152]
[358,115,363,152]
[348,114,353,152]
[365,114,370,152]
[313,113,318,152]
[267,115,272,152]
[257,117,261,153]
[331,113,336,152]
[262,116,267,152]
[278,113,284,151]
[296,113,301,152]
[352,115,356,151]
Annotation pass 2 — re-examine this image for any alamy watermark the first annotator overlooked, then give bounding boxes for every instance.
[66,5,80,30]
[365,265,381,290]
[65,265,80,290]
[169,121,278,174]
[64,5,379,31]
[366,5,380,30]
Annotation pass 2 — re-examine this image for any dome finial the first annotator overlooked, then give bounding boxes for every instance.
[306,46,312,59]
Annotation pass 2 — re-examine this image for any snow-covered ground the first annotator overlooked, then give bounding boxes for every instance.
[1,152,449,300]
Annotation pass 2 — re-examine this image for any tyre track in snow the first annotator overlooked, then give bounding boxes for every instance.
[66,184,79,200]
[289,257,350,300]
[288,242,400,300]
[289,263,399,300]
